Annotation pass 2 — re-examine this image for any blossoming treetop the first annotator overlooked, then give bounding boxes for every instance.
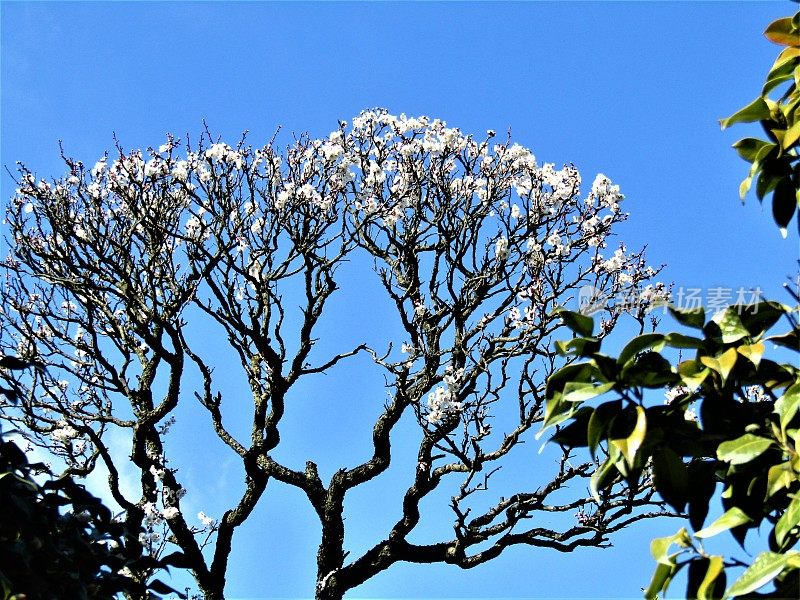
[1,110,667,599]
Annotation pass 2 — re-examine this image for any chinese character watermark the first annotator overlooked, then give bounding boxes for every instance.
[577,285,764,316]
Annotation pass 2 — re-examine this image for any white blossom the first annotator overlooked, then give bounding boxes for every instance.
[495,236,509,259]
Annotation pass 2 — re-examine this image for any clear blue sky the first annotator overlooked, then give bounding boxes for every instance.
[1,1,797,599]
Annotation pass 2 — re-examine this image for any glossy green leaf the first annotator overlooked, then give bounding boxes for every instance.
[772,178,796,236]
[610,405,647,468]
[755,167,783,202]
[664,332,704,349]
[550,406,594,447]
[740,171,755,200]
[725,551,789,597]
[766,461,794,498]
[587,399,621,458]
[555,336,601,357]
[687,461,718,531]
[762,58,799,95]
[717,433,773,465]
[775,494,800,548]
[767,329,800,351]
[650,527,692,565]
[618,333,666,366]
[695,507,752,539]
[546,362,595,398]
[737,342,765,367]
[710,308,749,343]
[717,347,738,382]
[732,138,777,163]
[652,446,689,513]
[696,555,725,600]
[678,360,710,391]
[555,309,594,337]
[643,560,677,600]
[764,16,799,46]
[783,119,800,149]
[776,382,800,432]
[590,456,619,502]
[668,305,705,329]
[720,97,772,129]
[562,380,615,403]
[621,351,676,388]
[542,391,571,430]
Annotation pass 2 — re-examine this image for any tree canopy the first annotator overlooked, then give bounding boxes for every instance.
[0,111,670,599]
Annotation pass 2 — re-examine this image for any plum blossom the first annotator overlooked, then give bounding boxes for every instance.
[198,511,215,527]
[426,386,462,423]
[495,236,509,259]
[51,421,79,443]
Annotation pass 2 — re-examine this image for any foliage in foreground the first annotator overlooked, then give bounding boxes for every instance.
[543,9,800,598]
[543,301,800,599]
[721,10,800,236]
[0,358,184,600]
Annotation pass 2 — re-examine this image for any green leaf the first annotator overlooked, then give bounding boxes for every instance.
[767,329,800,351]
[737,342,765,367]
[720,97,772,129]
[652,446,689,513]
[650,527,691,565]
[766,461,794,498]
[621,351,676,388]
[643,560,677,600]
[775,494,800,549]
[725,551,789,597]
[618,333,666,366]
[556,309,594,337]
[695,507,752,539]
[610,405,647,468]
[762,57,799,95]
[783,119,800,150]
[717,347,738,383]
[546,362,596,398]
[555,336,601,357]
[717,433,774,465]
[664,332,704,349]
[776,382,800,432]
[562,380,615,403]
[732,138,777,163]
[687,461,718,531]
[755,168,783,202]
[587,399,621,458]
[710,308,749,343]
[550,406,594,447]
[542,391,571,430]
[764,16,799,46]
[696,555,725,600]
[590,456,620,502]
[678,360,710,391]
[740,171,755,200]
[668,305,706,329]
[772,178,796,236]
[737,301,787,337]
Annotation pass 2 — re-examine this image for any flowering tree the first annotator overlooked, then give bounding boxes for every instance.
[1,110,669,599]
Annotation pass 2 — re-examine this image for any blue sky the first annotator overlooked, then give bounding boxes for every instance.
[1,1,797,599]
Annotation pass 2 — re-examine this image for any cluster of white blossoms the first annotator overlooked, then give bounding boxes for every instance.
[744,385,771,403]
[3,109,664,490]
[6,110,652,300]
[50,420,79,443]
[426,365,465,424]
[664,385,697,421]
